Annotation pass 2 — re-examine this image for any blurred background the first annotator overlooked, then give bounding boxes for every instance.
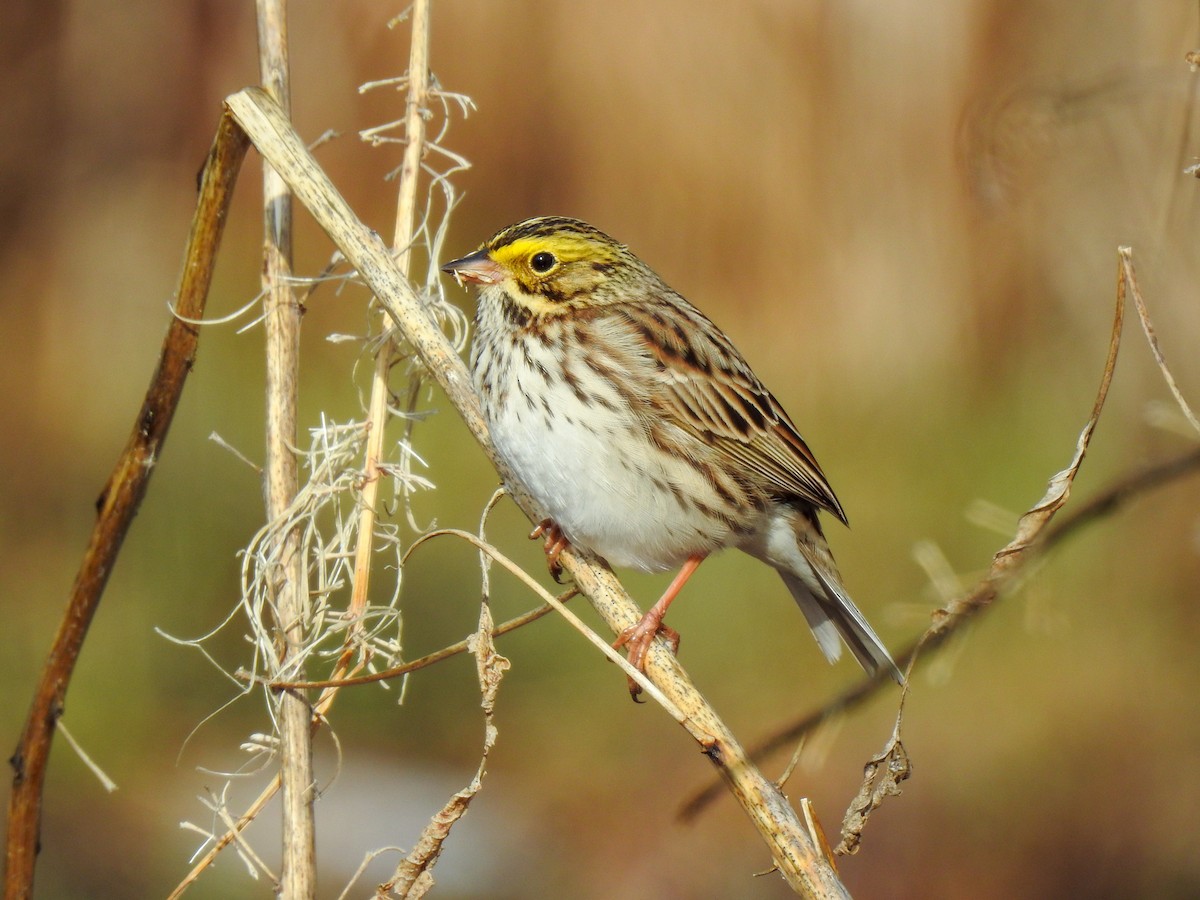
[3,2,1200,897]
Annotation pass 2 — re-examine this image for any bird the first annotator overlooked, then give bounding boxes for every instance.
[442,216,902,695]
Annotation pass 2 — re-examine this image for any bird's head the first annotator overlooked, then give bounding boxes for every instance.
[442,216,650,315]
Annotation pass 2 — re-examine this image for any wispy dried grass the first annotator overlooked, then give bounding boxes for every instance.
[166,4,482,895]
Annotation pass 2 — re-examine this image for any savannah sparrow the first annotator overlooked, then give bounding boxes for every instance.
[443,217,902,693]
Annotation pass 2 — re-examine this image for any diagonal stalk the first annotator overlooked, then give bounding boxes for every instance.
[3,114,250,900]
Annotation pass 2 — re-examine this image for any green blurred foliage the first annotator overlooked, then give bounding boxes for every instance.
[2,1,1199,897]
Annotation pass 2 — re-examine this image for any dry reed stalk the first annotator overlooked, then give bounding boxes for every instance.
[254,3,316,896]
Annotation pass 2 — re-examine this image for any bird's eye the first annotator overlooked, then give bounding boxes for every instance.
[530,251,557,273]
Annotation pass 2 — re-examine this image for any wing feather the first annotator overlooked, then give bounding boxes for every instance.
[617,300,847,523]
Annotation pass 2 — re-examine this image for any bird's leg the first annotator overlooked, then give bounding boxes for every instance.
[530,518,571,583]
[613,554,706,699]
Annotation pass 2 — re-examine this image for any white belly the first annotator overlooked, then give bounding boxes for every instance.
[483,346,736,572]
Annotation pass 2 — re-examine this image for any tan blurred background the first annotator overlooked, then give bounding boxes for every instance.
[3,2,1200,897]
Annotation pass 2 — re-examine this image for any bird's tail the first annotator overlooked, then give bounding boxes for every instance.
[780,568,903,683]
[774,515,903,683]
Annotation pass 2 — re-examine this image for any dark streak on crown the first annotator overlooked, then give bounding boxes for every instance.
[488,216,613,251]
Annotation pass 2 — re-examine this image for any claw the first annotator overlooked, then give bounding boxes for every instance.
[613,615,681,699]
[530,518,571,583]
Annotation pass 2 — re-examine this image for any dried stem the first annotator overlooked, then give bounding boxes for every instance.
[223,86,848,896]
[1122,251,1200,435]
[255,2,315,896]
[168,773,278,900]
[270,589,575,691]
[3,115,249,900]
[343,0,431,665]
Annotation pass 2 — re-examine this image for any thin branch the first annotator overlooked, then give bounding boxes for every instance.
[1041,444,1200,552]
[223,86,849,897]
[168,775,278,900]
[1121,250,1200,435]
[404,529,688,720]
[268,590,576,691]
[3,114,249,900]
[254,2,315,896]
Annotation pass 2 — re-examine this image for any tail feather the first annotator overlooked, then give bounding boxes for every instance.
[743,505,903,683]
[779,570,902,682]
[781,571,845,662]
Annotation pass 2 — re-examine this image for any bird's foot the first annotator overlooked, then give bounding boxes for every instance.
[530,519,571,583]
[612,611,681,700]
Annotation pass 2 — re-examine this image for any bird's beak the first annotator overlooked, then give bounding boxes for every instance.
[441,249,505,286]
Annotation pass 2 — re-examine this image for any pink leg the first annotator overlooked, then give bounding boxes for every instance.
[613,554,706,699]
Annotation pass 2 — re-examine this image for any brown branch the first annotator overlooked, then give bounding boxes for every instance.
[1123,250,1200,435]
[1041,446,1200,551]
[3,115,249,900]
[270,590,575,692]
[344,0,433,641]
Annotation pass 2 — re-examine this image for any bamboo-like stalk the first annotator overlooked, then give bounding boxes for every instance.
[254,3,315,897]
[224,87,848,897]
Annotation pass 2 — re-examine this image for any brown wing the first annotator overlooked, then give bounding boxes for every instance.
[616,299,847,524]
